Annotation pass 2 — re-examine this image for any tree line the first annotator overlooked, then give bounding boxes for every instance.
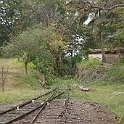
[0,0,124,79]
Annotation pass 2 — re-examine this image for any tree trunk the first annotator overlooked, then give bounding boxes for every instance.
[99,25,106,63]
[100,33,104,62]
[24,62,28,74]
[1,66,5,92]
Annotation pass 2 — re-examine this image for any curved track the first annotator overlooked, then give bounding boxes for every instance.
[0,88,65,124]
[0,87,118,124]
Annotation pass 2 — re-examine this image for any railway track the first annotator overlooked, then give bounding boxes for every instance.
[0,88,65,124]
[0,85,91,124]
[0,86,118,124]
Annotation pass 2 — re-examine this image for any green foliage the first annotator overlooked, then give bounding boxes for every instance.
[47,78,75,86]
[61,51,84,76]
[28,62,35,69]
[77,59,102,69]
[2,0,124,80]
[0,0,22,46]
[118,54,124,64]
[2,25,68,78]
[19,74,38,87]
[33,50,53,77]
[104,59,124,83]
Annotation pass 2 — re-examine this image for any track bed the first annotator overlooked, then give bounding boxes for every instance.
[14,99,118,124]
[0,88,118,124]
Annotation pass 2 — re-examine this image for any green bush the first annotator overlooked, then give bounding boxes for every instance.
[77,59,102,69]
[47,78,75,86]
[118,54,124,63]
[104,60,124,83]
[19,74,38,87]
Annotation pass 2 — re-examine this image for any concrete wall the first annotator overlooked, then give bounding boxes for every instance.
[88,53,118,64]
[88,54,102,61]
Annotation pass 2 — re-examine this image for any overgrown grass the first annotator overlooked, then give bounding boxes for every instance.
[47,78,75,87]
[104,60,124,83]
[49,80,124,124]
[19,74,38,88]
[0,89,48,103]
[0,58,124,123]
[0,58,47,103]
[87,83,124,123]
[77,59,102,68]
[71,82,124,124]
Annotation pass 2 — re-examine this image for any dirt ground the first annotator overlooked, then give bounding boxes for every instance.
[0,102,22,112]
[1,99,118,124]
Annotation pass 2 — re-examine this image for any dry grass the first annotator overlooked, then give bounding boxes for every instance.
[0,88,48,103]
[0,58,48,103]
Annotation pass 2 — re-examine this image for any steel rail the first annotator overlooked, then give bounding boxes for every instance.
[31,91,65,124]
[58,86,70,123]
[0,90,65,124]
[64,85,70,123]
[0,88,56,116]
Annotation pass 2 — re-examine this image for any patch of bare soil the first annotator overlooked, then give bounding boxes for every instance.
[0,102,22,113]
[15,99,118,124]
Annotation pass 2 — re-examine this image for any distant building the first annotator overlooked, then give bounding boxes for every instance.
[88,48,124,64]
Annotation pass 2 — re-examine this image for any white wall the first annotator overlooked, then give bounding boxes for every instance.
[88,53,118,63]
[88,54,102,61]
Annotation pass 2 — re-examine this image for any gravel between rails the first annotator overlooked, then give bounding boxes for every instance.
[13,99,118,124]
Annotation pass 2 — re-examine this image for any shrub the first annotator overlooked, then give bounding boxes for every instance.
[104,60,124,83]
[47,78,74,86]
[19,74,38,87]
[77,59,102,69]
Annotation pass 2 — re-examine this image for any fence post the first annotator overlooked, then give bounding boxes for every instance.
[1,66,5,92]
[1,66,8,92]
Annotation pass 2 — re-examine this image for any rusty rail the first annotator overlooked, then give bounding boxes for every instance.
[0,88,56,116]
[31,91,65,124]
[0,89,65,124]
[58,85,70,123]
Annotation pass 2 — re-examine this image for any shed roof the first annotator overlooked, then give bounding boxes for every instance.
[89,48,124,54]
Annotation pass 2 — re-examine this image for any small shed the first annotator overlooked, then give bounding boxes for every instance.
[88,48,124,64]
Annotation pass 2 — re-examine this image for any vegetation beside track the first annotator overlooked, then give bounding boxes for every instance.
[0,58,49,103]
[0,58,124,123]
[0,89,47,103]
[53,81,124,124]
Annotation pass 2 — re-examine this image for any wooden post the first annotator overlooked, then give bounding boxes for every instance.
[1,66,8,92]
[1,66,5,92]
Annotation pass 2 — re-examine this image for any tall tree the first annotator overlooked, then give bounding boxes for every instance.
[67,0,124,62]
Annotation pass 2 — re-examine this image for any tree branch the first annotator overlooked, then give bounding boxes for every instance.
[86,4,124,12]
[67,1,124,12]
